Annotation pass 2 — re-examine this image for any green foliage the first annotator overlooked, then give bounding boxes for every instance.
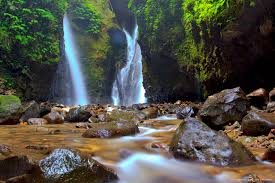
[0,0,66,76]
[129,0,252,83]
[181,0,246,81]
[129,0,183,53]
[0,76,15,90]
[182,0,244,27]
[68,0,102,34]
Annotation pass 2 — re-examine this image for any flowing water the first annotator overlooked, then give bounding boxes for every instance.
[1,117,275,182]
[112,25,146,106]
[63,14,89,105]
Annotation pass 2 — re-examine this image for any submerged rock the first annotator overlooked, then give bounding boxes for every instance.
[0,144,11,156]
[43,112,64,124]
[170,118,256,166]
[82,121,139,138]
[199,87,249,128]
[19,101,40,122]
[38,148,118,182]
[246,88,268,109]
[241,111,275,136]
[65,105,91,122]
[0,95,21,125]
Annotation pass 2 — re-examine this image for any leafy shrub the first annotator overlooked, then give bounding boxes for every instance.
[68,0,102,34]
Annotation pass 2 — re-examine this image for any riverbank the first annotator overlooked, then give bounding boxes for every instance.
[0,87,275,182]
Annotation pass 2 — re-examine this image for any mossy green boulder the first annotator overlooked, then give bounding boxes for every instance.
[0,95,21,124]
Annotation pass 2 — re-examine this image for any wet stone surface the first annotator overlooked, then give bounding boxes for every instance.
[170,118,256,166]
[82,121,139,138]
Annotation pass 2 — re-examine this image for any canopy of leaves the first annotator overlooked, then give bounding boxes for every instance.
[0,0,67,72]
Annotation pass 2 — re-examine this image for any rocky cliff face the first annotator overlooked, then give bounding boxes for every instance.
[129,0,275,101]
[199,0,275,95]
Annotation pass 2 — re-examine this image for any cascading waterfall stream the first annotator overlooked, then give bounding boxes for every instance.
[63,14,89,105]
[112,25,146,106]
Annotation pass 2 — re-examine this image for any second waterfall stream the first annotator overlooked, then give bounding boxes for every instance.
[63,14,89,105]
[112,25,146,106]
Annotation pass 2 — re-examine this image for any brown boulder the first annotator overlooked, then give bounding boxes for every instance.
[246,88,268,109]
[27,118,48,125]
[82,121,139,138]
[43,112,64,124]
[241,111,275,136]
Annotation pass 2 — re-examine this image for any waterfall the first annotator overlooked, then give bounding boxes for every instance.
[112,25,146,106]
[63,14,89,105]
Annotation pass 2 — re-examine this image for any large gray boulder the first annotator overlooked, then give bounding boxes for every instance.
[246,88,269,109]
[199,87,249,128]
[170,118,256,166]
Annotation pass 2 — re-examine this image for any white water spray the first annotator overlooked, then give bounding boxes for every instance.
[63,14,89,105]
[117,153,231,183]
[112,25,146,106]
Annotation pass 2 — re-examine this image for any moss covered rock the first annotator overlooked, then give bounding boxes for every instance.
[0,95,21,115]
[0,95,21,125]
